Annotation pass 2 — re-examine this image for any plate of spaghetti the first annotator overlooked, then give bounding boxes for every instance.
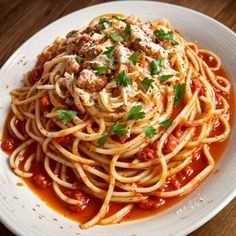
[0,1,235,236]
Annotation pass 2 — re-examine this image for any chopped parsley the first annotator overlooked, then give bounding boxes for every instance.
[174,83,185,104]
[129,51,139,65]
[97,124,128,147]
[127,105,145,121]
[99,18,110,24]
[124,23,131,38]
[154,29,179,46]
[97,131,109,147]
[159,119,172,127]
[56,109,77,124]
[143,126,156,139]
[158,74,173,83]
[150,58,164,75]
[141,77,154,92]
[102,46,115,63]
[75,55,84,64]
[98,18,110,30]
[110,124,128,136]
[110,32,124,42]
[115,70,132,87]
[112,15,125,21]
[95,66,108,74]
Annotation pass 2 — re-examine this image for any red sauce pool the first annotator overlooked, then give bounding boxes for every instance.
[1,53,235,224]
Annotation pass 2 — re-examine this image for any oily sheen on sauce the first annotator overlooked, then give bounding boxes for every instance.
[2,61,234,223]
[2,15,234,228]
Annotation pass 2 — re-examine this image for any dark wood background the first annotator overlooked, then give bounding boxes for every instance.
[0,0,235,235]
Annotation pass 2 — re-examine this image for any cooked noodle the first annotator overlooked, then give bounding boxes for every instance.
[1,14,232,229]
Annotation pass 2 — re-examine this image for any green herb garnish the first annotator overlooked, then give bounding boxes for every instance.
[110,32,124,42]
[159,119,172,127]
[97,124,128,147]
[124,23,131,38]
[112,16,125,21]
[56,109,77,124]
[115,70,132,87]
[143,126,156,139]
[97,131,109,147]
[95,66,108,74]
[154,29,178,45]
[141,77,154,92]
[98,18,110,30]
[75,55,84,64]
[158,74,173,83]
[174,83,185,104]
[127,105,145,121]
[150,58,164,75]
[129,51,139,65]
[110,124,128,136]
[99,18,110,24]
[102,46,115,63]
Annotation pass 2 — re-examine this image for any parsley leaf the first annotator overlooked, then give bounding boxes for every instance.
[97,131,109,147]
[129,51,139,65]
[141,77,154,92]
[110,32,124,42]
[154,29,178,46]
[174,83,185,104]
[154,29,173,40]
[124,23,131,38]
[97,124,128,147]
[143,126,156,139]
[115,70,132,87]
[56,109,77,124]
[110,124,128,136]
[112,16,125,21]
[159,119,172,127]
[170,39,179,46]
[158,74,173,83]
[98,18,110,30]
[127,105,145,121]
[95,66,108,74]
[150,58,164,75]
[102,46,115,63]
[75,55,84,64]
[99,18,110,24]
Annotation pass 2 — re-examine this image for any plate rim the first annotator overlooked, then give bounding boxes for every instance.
[0,1,235,236]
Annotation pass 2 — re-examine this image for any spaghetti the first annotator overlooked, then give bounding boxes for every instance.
[1,14,232,229]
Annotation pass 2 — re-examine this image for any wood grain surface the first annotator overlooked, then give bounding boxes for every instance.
[0,0,235,235]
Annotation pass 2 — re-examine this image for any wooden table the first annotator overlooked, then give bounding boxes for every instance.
[0,0,235,235]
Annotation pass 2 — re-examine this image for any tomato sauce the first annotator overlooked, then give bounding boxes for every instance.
[1,54,235,223]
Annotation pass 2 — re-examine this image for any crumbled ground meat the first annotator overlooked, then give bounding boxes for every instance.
[163,134,179,154]
[83,46,100,60]
[161,40,172,50]
[33,174,51,189]
[39,96,51,113]
[31,162,51,189]
[56,134,73,147]
[137,145,156,161]
[65,57,80,74]
[77,69,108,92]
[168,175,181,189]
[64,190,90,212]
[138,197,165,209]
[66,33,90,54]
[1,138,16,152]
[117,134,129,144]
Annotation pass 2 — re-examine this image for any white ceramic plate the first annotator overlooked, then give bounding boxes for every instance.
[0,1,235,236]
